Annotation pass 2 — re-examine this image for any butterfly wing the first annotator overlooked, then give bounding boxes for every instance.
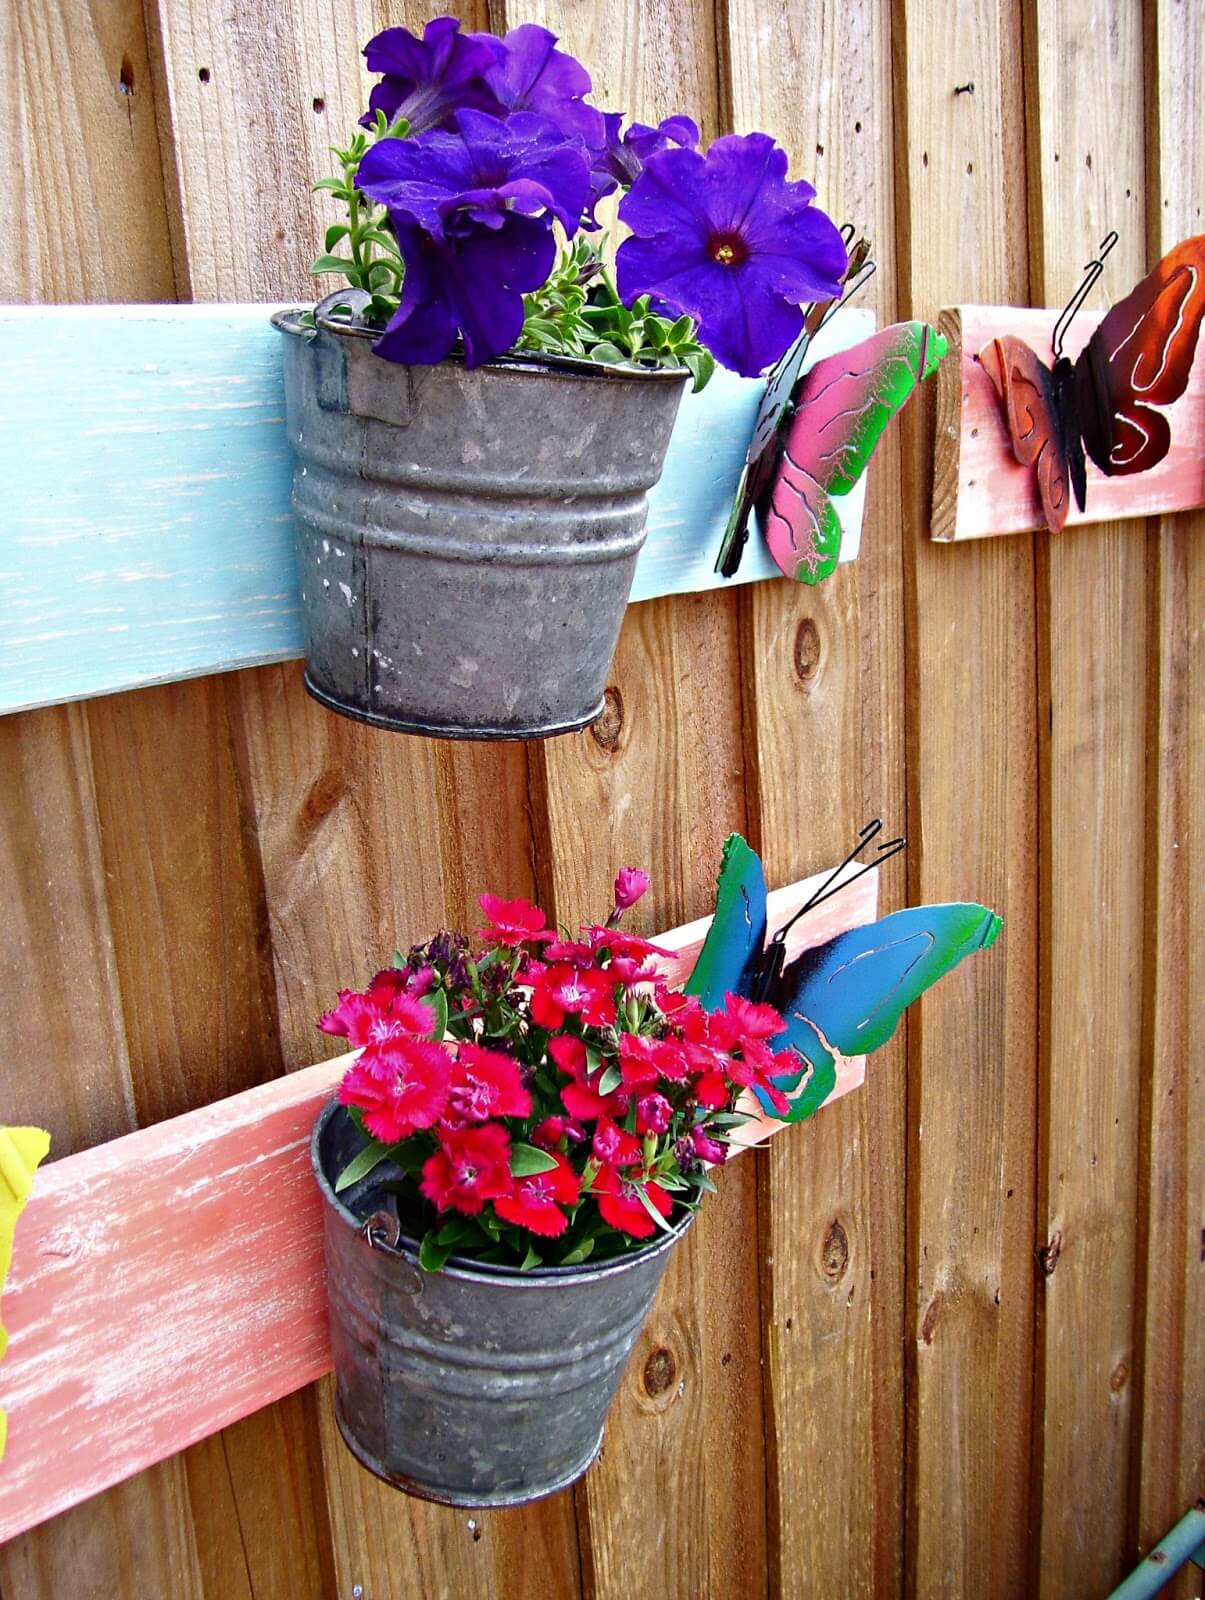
[716,238,875,579]
[764,321,948,584]
[1074,233,1205,477]
[978,335,1075,532]
[715,332,815,578]
[683,833,768,1010]
[763,900,1001,1072]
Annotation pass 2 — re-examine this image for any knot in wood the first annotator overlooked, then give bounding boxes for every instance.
[590,686,624,751]
[299,767,345,832]
[1109,1359,1130,1394]
[793,619,822,688]
[1037,1229,1063,1277]
[821,1218,849,1281]
[642,1345,677,1397]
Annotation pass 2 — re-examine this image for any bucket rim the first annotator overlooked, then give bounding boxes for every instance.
[311,1096,693,1287]
[270,304,691,385]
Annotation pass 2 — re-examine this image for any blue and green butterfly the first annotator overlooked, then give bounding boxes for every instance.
[684,831,1001,1123]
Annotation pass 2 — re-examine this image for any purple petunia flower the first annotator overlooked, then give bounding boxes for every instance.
[593,111,700,193]
[356,108,590,239]
[355,110,592,369]
[485,24,605,148]
[615,131,848,378]
[376,211,557,369]
[360,17,506,135]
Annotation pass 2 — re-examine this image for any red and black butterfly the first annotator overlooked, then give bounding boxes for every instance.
[978,232,1205,533]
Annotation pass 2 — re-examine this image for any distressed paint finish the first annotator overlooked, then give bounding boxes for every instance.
[0,864,876,1548]
[932,305,1205,540]
[0,305,871,718]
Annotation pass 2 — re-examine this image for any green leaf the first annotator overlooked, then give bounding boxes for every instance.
[418,1230,454,1273]
[684,349,715,392]
[635,1184,675,1235]
[334,1138,391,1193]
[324,223,350,251]
[597,1064,622,1095]
[669,314,694,343]
[590,341,627,364]
[519,1244,543,1271]
[559,1239,595,1266]
[426,987,449,1041]
[368,260,401,291]
[312,176,351,197]
[511,1143,559,1177]
[390,1136,428,1177]
[437,1217,484,1247]
[310,253,356,276]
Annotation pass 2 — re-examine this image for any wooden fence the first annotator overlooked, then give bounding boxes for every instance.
[1,0,1200,1596]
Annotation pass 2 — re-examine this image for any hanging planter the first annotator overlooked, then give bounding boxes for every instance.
[274,304,686,738]
[312,1098,690,1505]
[279,14,855,738]
[308,842,1001,1505]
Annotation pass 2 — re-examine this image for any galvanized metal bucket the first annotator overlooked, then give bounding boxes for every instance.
[273,305,687,740]
[311,1099,690,1507]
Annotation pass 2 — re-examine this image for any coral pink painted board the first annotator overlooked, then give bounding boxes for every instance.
[0,865,877,1543]
[930,305,1205,540]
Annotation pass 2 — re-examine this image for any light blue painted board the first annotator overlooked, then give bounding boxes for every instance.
[0,304,872,716]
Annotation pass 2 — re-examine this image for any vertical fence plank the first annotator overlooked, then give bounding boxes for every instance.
[721,5,908,1595]
[1024,5,1149,1593]
[0,3,211,1596]
[144,0,582,1589]
[1,0,176,301]
[893,2,1040,1596]
[1134,4,1205,1591]
[511,6,766,1593]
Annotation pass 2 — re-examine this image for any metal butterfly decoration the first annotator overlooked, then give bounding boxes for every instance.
[978,231,1205,533]
[717,233,948,586]
[684,826,1001,1124]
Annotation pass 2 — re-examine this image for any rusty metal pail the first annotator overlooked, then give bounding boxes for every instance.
[311,1099,691,1507]
[273,307,687,740]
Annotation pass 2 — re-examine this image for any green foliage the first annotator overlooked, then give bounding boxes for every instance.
[312,134,713,387]
[518,237,715,391]
[310,111,406,328]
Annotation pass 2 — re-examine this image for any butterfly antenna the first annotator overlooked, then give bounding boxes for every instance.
[804,234,874,338]
[768,819,907,947]
[1052,229,1120,358]
[816,259,877,334]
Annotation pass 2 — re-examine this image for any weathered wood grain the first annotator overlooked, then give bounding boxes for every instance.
[0,3,217,1593]
[0,305,870,719]
[142,3,463,1594]
[895,3,1040,1597]
[0,868,874,1548]
[515,5,775,1594]
[723,2,909,1594]
[1133,7,1205,1594]
[931,306,1205,541]
[1024,4,1149,1595]
[1,0,176,304]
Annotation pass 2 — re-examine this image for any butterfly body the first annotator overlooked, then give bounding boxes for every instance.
[979,233,1205,533]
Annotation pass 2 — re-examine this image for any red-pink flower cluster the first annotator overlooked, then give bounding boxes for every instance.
[322,877,795,1263]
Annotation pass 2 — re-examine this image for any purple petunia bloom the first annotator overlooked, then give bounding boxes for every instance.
[356,108,590,238]
[593,111,700,192]
[377,211,557,369]
[485,24,605,148]
[360,17,506,135]
[615,132,848,378]
[355,110,592,369]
